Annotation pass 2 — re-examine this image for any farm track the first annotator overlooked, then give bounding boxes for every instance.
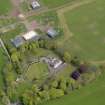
[1,0,104,65]
[90,61,105,65]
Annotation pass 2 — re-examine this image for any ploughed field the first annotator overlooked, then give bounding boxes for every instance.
[63,0,105,61]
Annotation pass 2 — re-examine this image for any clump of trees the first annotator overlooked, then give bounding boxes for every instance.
[20,77,78,105]
[2,37,103,105]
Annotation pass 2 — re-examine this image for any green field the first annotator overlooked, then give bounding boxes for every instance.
[41,71,105,105]
[62,0,105,61]
[42,0,74,8]
[0,0,12,15]
[25,63,48,81]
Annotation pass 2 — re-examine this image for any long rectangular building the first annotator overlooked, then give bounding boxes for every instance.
[22,31,38,40]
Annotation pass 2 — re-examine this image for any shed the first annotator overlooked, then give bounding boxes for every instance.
[71,71,80,80]
[22,31,38,41]
[47,28,58,38]
[31,1,40,9]
[11,36,24,48]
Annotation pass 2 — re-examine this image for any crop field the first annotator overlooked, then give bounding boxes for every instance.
[0,0,12,15]
[41,0,74,8]
[41,71,105,105]
[60,0,105,61]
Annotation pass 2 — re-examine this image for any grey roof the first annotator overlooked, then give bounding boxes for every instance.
[11,36,25,48]
[47,28,58,38]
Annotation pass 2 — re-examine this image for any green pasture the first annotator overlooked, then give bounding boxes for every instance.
[42,0,74,8]
[0,0,12,15]
[63,0,105,61]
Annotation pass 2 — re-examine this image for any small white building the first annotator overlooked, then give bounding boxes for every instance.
[47,28,58,38]
[31,1,40,9]
[22,31,38,41]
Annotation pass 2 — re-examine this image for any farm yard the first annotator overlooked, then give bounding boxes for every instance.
[0,0,105,105]
[0,0,12,15]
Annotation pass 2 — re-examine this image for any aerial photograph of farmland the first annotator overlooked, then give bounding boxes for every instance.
[0,0,105,105]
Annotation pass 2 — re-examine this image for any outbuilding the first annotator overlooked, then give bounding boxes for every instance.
[11,36,25,48]
[31,1,40,9]
[22,31,38,41]
[71,71,80,80]
[47,28,58,38]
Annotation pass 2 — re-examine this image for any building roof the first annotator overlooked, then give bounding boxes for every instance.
[11,36,24,48]
[49,58,63,69]
[47,28,58,38]
[31,1,40,9]
[71,71,80,80]
[22,31,38,40]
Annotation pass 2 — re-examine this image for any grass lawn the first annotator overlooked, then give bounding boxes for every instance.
[63,0,105,61]
[41,0,74,8]
[0,23,26,48]
[41,71,105,105]
[0,18,16,27]
[0,0,12,15]
[25,62,48,81]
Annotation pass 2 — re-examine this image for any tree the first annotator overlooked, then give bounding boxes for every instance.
[11,52,19,63]
[19,45,26,53]
[63,52,71,63]
[71,56,81,67]
[32,84,40,94]
[51,80,58,88]
[49,88,64,99]
[39,90,50,101]
[59,79,67,91]
[21,90,41,105]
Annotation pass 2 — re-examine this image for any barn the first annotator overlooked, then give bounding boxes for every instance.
[22,31,39,41]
